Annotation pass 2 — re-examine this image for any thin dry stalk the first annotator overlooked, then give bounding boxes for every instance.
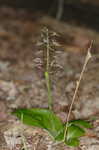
[64,41,93,142]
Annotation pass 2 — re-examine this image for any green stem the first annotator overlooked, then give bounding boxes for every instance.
[46,28,50,73]
[44,28,53,111]
[45,71,53,110]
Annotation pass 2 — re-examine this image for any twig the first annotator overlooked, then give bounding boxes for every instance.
[64,41,93,142]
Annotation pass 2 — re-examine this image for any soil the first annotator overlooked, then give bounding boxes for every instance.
[0,6,99,150]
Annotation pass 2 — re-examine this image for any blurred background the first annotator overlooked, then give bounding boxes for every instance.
[0,0,99,30]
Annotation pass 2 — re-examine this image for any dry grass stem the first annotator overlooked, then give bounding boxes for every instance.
[64,41,93,142]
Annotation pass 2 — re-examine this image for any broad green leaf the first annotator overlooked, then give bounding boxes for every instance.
[66,124,85,140]
[65,138,79,147]
[12,108,64,139]
[54,126,65,141]
[69,119,92,128]
[55,122,86,142]
[12,108,45,128]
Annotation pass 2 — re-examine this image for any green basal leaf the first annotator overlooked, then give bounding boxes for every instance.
[66,124,85,140]
[12,109,92,147]
[12,108,44,128]
[69,119,92,128]
[12,108,64,139]
[54,126,64,141]
[55,123,86,143]
[65,138,79,147]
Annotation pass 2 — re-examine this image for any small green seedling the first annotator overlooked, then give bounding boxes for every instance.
[12,28,93,147]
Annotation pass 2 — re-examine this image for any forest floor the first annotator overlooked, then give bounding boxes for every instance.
[0,6,99,150]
